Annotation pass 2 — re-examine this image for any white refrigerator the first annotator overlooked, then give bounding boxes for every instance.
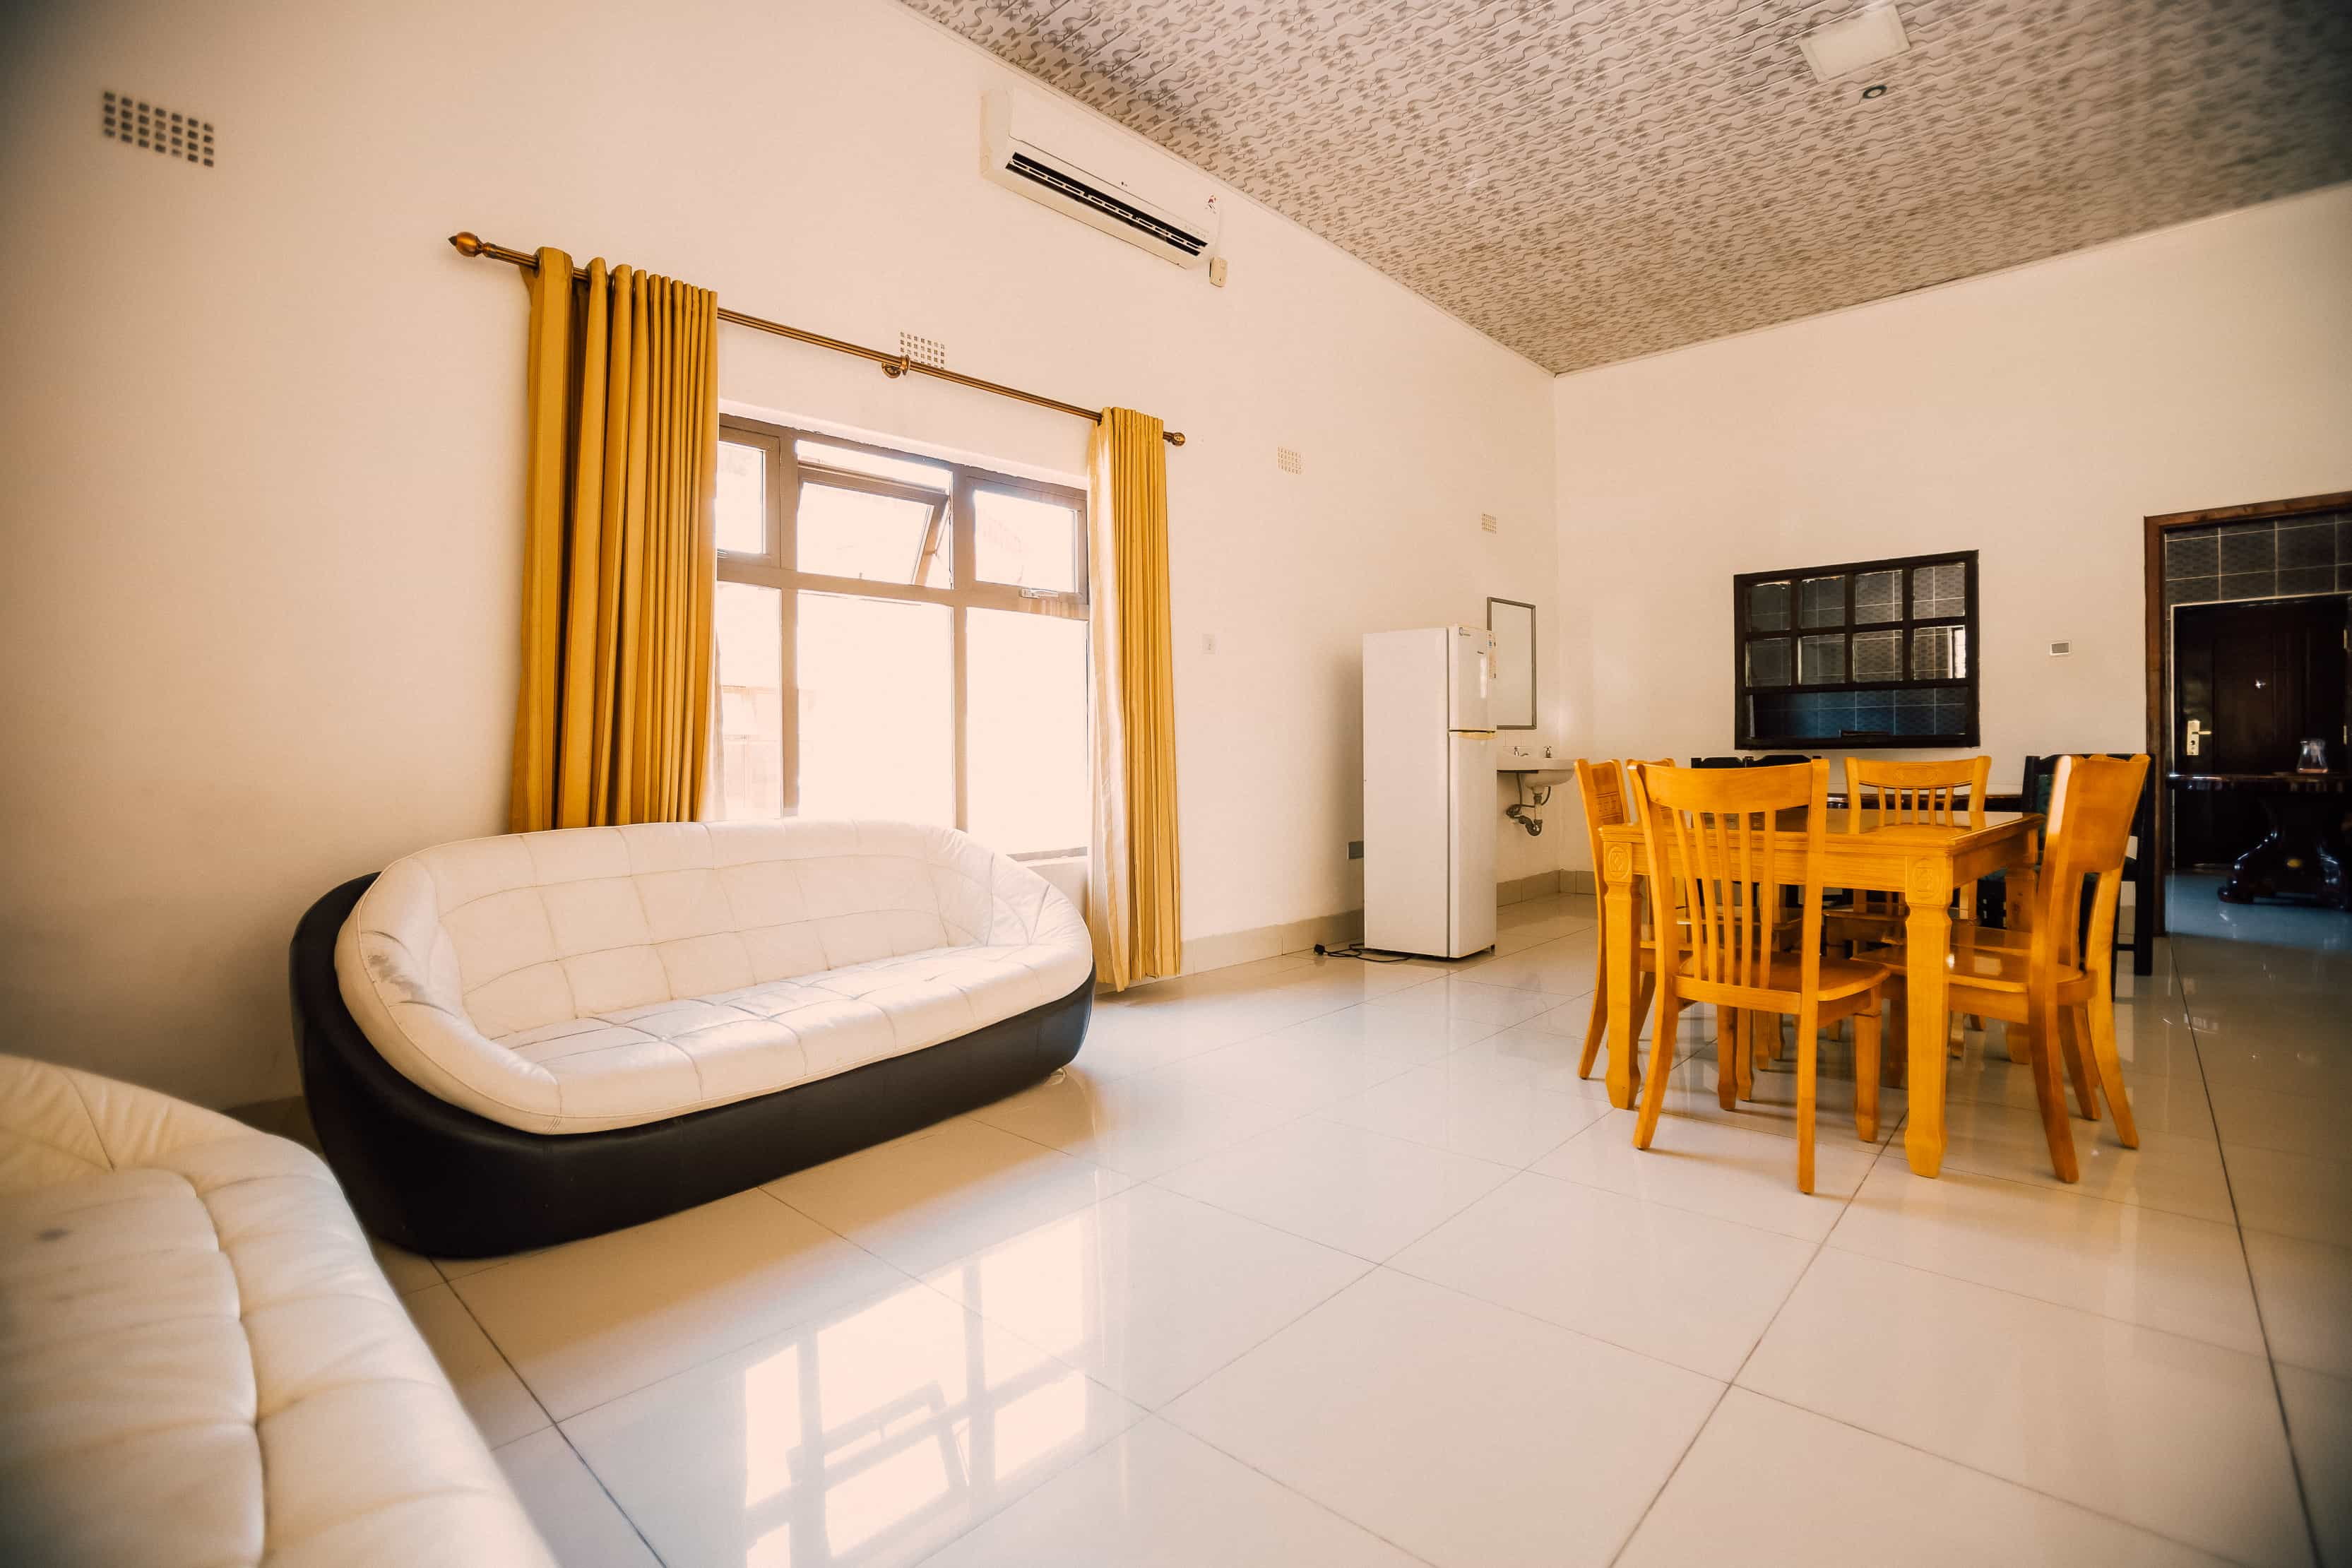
[1362,626,1498,959]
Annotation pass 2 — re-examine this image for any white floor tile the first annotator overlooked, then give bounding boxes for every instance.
[1449,937,1598,996]
[1740,1248,2311,1568]
[1622,1044,1908,1145]
[919,1417,1422,1567]
[1156,1115,1514,1261]
[1391,1171,1814,1379]
[966,1061,1308,1180]
[405,1283,550,1446]
[371,1237,444,1295]
[1532,1107,1874,1240]
[452,1189,905,1420]
[494,1427,660,1568]
[1363,974,1567,1029]
[1617,1387,2232,1567]
[764,1117,1129,1277]
[1165,1268,1721,1568]
[1827,1160,2264,1353]
[923,1183,1369,1408]
[2276,1364,2352,1568]
[1254,999,1500,1067]
[1319,1059,1612,1165]
[2231,1144,2352,1249]
[2211,1082,2349,1163]
[562,1275,1139,1568]
[2244,1230,2352,1377]
[1935,1095,2235,1223]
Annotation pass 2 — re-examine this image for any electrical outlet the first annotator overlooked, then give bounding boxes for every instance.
[1277,447,1302,475]
[1480,513,1499,533]
[2048,641,2072,656]
[1201,631,1217,654]
[1347,841,1364,860]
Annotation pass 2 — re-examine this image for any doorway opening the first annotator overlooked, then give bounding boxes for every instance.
[2145,492,2352,932]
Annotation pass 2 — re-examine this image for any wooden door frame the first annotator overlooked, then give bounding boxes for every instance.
[2143,489,2352,937]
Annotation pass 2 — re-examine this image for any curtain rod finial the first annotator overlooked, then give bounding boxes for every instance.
[449,232,485,257]
[1165,431,1186,446]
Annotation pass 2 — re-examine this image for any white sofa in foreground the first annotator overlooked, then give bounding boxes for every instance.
[294,819,1095,1256]
[0,1055,554,1568]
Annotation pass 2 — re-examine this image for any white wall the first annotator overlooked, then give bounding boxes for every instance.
[0,0,1561,1107]
[1551,183,2352,867]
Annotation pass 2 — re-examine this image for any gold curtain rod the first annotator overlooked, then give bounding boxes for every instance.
[449,232,1184,447]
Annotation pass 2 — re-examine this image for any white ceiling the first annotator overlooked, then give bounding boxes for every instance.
[905,0,2352,372]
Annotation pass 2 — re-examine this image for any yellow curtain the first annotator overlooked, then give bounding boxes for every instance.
[509,249,718,832]
[1086,408,1182,990]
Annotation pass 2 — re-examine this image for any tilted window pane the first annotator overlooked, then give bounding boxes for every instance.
[1800,576,1846,627]
[716,441,766,555]
[1748,581,1791,631]
[967,609,1088,856]
[795,438,951,492]
[1853,570,1900,624]
[1851,628,1902,682]
[1798,633,1846,685]
[797,483,943,585]
[713,582,784,820]
[974,489,1081,593]
[1912,625,1968,679]
[1911,561,1966,619]
[1746,637,1791,687]
[796,592,954,826]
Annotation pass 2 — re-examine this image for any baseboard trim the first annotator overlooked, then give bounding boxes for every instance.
[1498,869,1561,906]
[1163,873,1583,984]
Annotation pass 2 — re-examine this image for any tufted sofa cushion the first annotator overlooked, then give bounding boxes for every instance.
[335,819,1093,1135]
[0,1055,554,1568]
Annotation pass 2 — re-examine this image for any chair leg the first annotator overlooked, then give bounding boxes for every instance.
[1735,1011,1757,1100]
[1578,967,1608,1080]
[1716,1008,1740,1110]
[1631,973,1657,1053]
[2058,1006,2100,1122]
[2083,988,2139,1149]
[1634,988,1683,1151]
[1795,1002,1819,1194]
[2025,990,2081,1183]
[1855,1002,1882,1143]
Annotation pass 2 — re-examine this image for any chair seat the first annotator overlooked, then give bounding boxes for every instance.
[1670,953,1889,1002]
[1872,930,2090,995]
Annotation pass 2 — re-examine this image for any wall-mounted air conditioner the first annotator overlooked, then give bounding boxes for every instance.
[981,88,1220,270]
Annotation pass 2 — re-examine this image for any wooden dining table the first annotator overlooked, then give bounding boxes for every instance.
[1595,807,2045,1177]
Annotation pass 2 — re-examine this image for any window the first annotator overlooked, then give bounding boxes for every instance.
[713,417,1090,859]
[1733,550,1978,749]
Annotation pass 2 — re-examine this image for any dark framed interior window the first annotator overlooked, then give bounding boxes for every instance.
[1733,550,1978,749]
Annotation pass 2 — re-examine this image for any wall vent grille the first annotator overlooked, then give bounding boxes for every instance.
[898,332,945,369]
[102,91,214,166]
[1276,446,1302,474]
[1480,513,1499,533]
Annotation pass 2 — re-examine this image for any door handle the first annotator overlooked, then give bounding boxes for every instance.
[2185,718,2214,757]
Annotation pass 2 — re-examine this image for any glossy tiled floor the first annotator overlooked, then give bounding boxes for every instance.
[382,882,2351,1567]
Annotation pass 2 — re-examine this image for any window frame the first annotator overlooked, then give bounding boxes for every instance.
[1730,549,1979,750]
[714,415,1090,859]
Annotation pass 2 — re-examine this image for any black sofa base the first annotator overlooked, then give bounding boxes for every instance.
[291,874,1092,1257]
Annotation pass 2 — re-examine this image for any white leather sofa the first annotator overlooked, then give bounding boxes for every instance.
[0,1054,554,1568]
[295,819,1095,1256]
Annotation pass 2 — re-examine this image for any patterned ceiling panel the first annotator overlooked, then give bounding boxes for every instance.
[903,0,2352,372]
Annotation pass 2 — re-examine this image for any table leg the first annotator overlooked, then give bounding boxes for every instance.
[2005,858,2039,1065]
[1603,848,1638,1111]
[1902,859,1953,1178]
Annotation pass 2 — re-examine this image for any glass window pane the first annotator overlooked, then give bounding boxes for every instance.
[1911,625,1968,679]
[1798,633,1845,685]
[1747,581,1790,631]
[1746,637,1790,687]
[1912,561,1966,618]
[1851,628,1901,681]
[1799,575,1846,627]
[795,593,953,826]
[1854,569,1900,624]
[714,582,784,820]
[967,610,1088,856]
[797,482,944,585]
[974,490,1080,593]
[795,438,950,492]
[717,440,765,555]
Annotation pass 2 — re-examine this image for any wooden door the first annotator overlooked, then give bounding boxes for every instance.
[2173,595,2351,867]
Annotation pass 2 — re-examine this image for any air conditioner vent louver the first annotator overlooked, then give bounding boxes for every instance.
[1006,153,1209,256]
[102,90,213,166]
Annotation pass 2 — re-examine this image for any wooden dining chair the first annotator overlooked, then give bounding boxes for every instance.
[1824,755,1991,953]
[1627,759,1891,1192]
[1574,757,1669,1081]
[1873,754,2153,1184]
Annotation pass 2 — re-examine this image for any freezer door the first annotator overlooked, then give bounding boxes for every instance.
[1447,730,1497,956]
[1449,626,1494,731]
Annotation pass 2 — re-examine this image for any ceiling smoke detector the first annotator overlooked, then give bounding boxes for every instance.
[1799,5,1911,85]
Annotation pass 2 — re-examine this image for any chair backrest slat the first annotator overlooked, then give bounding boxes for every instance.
[1844,756,1990,832]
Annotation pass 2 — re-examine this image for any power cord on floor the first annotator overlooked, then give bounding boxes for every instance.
[1312,942,1413,963]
